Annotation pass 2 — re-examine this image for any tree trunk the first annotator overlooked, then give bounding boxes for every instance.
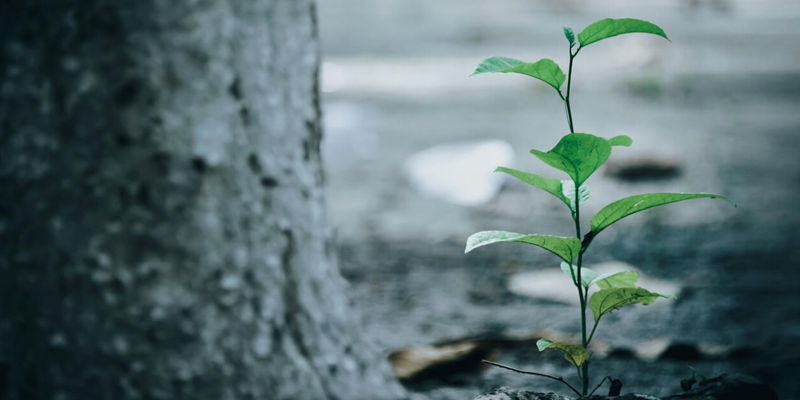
[0,1,405,399]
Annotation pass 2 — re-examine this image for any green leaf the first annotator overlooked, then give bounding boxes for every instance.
[590,193,737,234]
[563,26,575,45]
[536,338,553,352]
[495,167,570,208]
[590,287,674,322]
[577,18,669,47]
[561,262,598,288]
[530,133,612,186]
[590,271,639,289]
[561,180,590,213]
[471,57,566,91]
[465,231,581,263]
[537,338,589,367]
[607,135,632,147]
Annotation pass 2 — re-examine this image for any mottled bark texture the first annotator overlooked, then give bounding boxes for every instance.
[0,1,405,399]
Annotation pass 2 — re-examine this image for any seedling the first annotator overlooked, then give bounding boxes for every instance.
[465,18,736,396]
[681,366,708,391]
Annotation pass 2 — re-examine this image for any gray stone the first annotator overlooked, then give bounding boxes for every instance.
[663,373,778,400]
[475,374,777,400]
[404,140,514,206]
[474,387,657,400]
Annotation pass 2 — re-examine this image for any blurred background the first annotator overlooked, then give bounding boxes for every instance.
[317,0,800,398]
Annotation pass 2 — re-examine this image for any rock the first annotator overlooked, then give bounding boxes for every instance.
[664,374,778,400]
[635,340,747,362]
[604,157,681,182]
[634,338,671,360]
[474,387,573,400]
[657,342,703,361]
[474,387,657,400]
[680,377,697,392]
[696,342,731,358]
[474,374,778,400]
[507,268,577,304]
[388,341,493,382]
[403,140,514,206]
[608,379,623,396]
[508,261,680,306]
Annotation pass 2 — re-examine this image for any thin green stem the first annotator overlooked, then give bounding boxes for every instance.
[587,317,601,345]
[574,205,587,396]
[564,44,589,396]
[564,47,579,134]
[567,263,579,288]
[577,252,588,395]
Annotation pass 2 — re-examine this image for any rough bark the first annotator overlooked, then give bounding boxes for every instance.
[0,1,405,399]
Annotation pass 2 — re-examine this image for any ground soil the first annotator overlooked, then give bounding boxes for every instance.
[318,1,800,398]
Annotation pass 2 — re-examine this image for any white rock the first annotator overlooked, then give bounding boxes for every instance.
[508,268,576,305]
[508,261,681,306]
[634,338,671,360]
[403,140,514,206]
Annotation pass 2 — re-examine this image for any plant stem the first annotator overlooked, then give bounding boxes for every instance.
[577,253,589,395]
[587,317,600,345]
[559,91,570,132]
[481,360,581,397]
[564,44,589,396]
[564,47,578,133]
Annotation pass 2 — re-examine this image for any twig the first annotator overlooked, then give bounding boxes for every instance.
[589,375,612,396]
[481,360,581,397]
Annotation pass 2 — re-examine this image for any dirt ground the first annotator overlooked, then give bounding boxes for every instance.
[317,1,800,398]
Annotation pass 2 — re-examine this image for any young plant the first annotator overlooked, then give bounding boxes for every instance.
[465,18,736,396]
